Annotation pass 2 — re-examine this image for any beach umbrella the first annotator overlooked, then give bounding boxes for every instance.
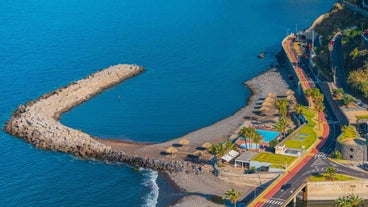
[268,92,276,98]
[202,142,212,149]
[262,101,272,107]
[265,97,274,102]
[166,146,178,154]
[286,89,295,96]
[287,95,296,101]
[260,106,270,111]
[179,138,190,145]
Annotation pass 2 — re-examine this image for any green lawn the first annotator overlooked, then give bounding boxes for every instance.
[338,125,358,143]
[302,107,316,128]
[356,115,368,120]
[308,173,355,182]
[285,125,317,149]
[252,152,296,169]
[284,107,317,150]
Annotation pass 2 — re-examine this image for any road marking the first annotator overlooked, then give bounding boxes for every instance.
[266,198,285,206]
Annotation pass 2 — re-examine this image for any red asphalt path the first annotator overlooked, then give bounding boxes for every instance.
[252,37,330,207]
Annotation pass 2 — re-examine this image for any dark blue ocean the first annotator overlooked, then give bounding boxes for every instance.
[1,1,334,206]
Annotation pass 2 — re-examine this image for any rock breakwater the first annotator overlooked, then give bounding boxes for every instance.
[4,64,143,159]
[3,64,206,174]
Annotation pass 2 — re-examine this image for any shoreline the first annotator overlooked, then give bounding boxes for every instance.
[153,61,298,206]
[4,60,297,207]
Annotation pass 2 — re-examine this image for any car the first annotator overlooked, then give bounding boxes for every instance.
[281,183,291,191]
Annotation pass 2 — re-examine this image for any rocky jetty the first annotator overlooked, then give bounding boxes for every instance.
[3,64,206,174]
[4,64,143,159]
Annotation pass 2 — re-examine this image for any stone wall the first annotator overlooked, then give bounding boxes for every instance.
[336,140,367,161]
[3,64,209,174]
[306,179,368,200]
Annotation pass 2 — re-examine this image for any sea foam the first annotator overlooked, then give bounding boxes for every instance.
[142,170,159,207]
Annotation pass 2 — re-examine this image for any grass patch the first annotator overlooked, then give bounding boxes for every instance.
[302,107,316,128]
[285,107,317,150]
[285,125,317,149]
[338,125,358,143]
[357,115,368,120]
[308,173,355,182]
[252,152,296,169]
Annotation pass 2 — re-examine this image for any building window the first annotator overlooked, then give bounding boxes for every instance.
[350,155,353,159]
[350,148,354,152]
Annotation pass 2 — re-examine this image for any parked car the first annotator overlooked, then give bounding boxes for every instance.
[363,163,368,171]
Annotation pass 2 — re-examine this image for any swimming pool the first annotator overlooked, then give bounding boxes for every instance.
[256,129,280,142]
[237,129,279,149]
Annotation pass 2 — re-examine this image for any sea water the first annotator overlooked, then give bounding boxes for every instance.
[0,0,335,206]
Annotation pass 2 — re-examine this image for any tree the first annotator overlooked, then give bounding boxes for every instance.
[305,88,313,98]
[223,188,242,207]
[208,141,237,165]
[275,98,289,117]
[326,166,336,180]
[333,88,344,100]
[348,194,364,207]
[335,195,351,207]
[224,141,237,152]
[314,100,325,129]
[273,116,289,138]
[208,143,226,165]
[239,127,250,149]
[269,139,279,150]
[294,104,303,116]
[333,150,343,159]
[253,133,263,152]
[343,94,356,105]
[239,127,260,150]
[335,194,364,207]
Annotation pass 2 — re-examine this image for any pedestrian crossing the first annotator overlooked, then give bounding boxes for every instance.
[311,158,327,168]
[265,198,285,206]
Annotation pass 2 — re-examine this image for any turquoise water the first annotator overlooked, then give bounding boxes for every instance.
[0,1,334,206]
[256,129,280,142]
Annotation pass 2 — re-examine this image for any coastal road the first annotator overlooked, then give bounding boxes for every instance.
[262,121,368,207]
[248,35,331,207]
[247,32,368,206]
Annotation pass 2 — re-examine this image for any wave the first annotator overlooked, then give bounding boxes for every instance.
[142,169,159,207]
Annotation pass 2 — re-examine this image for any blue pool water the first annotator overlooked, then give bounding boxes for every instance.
[257,129,280,142]
[0,0,335,206]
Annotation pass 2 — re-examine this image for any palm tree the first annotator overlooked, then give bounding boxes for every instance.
[239,127,250,149]
[223,188,242,207]
[335,196,351,207]
[348,194,364,207]
[304,88,313,98]
[253,133,263,152]
[333,88,344,99]
[215,143,227,158]
[239,127,260,150]
[326,166,336,180]
[294,104,303,116]
[248,128,261,150]
[275,98,289,117]
[273,116,289,138]
[335,194,364,207]
[224,141,237,152]
[314,100,325,129]
[208,143,226,165]
[294,104,304,126]
[312,88,321,99]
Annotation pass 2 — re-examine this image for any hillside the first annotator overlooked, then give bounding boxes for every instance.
[312,2,368,100]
